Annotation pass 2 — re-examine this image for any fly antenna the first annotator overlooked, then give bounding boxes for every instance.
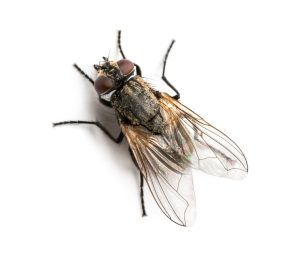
[107,50,111,61]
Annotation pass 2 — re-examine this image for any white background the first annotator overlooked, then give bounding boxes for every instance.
[0,0,300,253]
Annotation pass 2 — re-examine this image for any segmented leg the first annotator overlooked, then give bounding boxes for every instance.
[117,30,142,76]
[162,40,180,100]
[73,63,94,85]
[129,148,147,217]
[73,63,113,108]
[117,30,126,59]
[53,121,123,143]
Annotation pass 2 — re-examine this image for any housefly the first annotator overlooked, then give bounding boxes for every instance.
[53,31,248,226]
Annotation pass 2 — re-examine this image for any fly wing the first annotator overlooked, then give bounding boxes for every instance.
[121,124,196,226]
[159,93,248,179]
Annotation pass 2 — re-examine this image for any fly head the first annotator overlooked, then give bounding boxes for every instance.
[94,59,135,95]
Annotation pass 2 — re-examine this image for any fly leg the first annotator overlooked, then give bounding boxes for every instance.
[53,121,124,144]
[98,98,112,108]
[117,30,126,59]
[117,30,142,76]
[129,148,147,217]
[162,40,180,100]
[73,63,113,108]
[73,63,94,84]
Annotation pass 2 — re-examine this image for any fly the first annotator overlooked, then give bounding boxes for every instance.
[53,31,248,226]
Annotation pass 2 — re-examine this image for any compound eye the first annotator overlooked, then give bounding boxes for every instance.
[117,59,134,76]
[94,76,113,94]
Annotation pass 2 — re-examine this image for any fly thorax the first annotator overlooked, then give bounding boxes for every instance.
[111,77,163,133]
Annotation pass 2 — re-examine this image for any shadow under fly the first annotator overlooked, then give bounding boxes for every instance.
[53,31,248,227]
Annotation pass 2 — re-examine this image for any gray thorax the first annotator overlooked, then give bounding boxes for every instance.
[111,76,164,134]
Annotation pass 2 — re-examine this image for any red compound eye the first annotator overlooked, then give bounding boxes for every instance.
[117,59,134,76]
[94,76,113,94]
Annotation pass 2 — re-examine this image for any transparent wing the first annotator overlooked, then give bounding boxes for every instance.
[159,93,248,179]
[120,92,247,225]
[121,124,196,226]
